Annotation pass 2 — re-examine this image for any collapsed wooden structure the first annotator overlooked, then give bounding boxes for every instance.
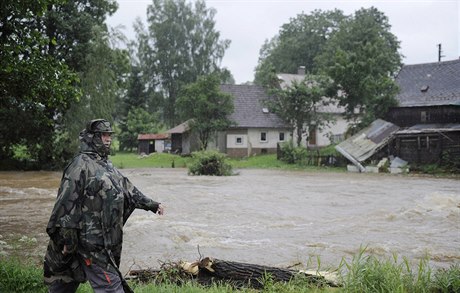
[128,257,340,289]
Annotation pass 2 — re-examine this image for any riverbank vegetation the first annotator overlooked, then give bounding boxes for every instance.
[109,151,346,173]
[1,252,459,293]
[109,148,457,177]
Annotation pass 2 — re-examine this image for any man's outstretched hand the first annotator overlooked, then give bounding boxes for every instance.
[156,204,164,215]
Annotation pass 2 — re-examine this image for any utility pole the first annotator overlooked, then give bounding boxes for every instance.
[437,43,445,62]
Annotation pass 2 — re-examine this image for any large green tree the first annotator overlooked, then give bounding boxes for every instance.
[45,0,128,157]
[177,74,234,150]
[1,0,129,168]
[0,0,81,167]
[316,7,402,127]
[62,26,131,153]
[266,75,336,147]
[42,0,118,72]
[254,9,346,86]
[137,0,230,127]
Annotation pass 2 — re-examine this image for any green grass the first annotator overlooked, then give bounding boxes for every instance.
[2,242,456,293]
[110,152,191,169]
[337,247,460,293]
[0,257,45,293]
[1,253,458,293]
[110,151,346,173]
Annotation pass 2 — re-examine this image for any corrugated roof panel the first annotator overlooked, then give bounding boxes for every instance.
[336,119,399,163]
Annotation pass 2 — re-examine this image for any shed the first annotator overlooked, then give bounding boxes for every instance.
[165,120,200,154]
[391,123,460,165]
[137,133,169,155]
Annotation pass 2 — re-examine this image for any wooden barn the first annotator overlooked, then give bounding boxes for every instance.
[137,133,169,155]
[386,59,460,166]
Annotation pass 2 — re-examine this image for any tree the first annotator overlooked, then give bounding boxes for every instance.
[62,26,131,154]
[266,75,335,147]
[42,0,118,72]
[138,0,230,127]
[0,0,81,167]
[0,0,125,168]
[316,7,402,127]
[177,74,234,150]
[47,0,129,157]
[254,9,346,86]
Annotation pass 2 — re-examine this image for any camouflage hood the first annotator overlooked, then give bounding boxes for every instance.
[79,129,110,158]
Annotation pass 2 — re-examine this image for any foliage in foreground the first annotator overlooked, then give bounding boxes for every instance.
[1,254,459,293]
[0,257,44,293]
[188,150,233,176]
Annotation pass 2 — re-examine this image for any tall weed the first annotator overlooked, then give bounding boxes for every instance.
[337,247,460,293]
[0,257,46,293]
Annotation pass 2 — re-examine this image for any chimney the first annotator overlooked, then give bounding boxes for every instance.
[297,66,306,75]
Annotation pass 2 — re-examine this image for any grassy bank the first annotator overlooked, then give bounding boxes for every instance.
[1,253,459,293]
[110,152,345,172]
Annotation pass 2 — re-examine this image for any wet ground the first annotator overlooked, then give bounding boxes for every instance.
[0,168,459,272]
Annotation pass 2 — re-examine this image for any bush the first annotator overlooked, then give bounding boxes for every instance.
[278,140,308,164]
[188,150,233,176]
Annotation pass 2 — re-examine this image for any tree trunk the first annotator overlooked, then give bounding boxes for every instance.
[128,257,339,289]
[197,258,300,288]
[296,123,303,147]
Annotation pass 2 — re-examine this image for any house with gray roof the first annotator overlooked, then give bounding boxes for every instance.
[387,58,460,125]
[386,59,460,166]
[164,84,292,157]
[217,84,292,157]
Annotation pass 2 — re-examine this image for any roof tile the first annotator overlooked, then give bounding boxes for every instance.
[220,84,290,129]
[395,59,460,107]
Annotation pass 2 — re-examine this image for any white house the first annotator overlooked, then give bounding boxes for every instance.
[166,84,292,158]
[277,66,350,147]
[218,84,293,157]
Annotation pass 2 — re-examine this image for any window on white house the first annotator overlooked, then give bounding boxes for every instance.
[260,132,267,142]
[279,132,285,141]
[331,134,344,144]
[235,136,243,144]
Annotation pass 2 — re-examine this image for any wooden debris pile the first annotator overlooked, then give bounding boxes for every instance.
[128,257,340,289]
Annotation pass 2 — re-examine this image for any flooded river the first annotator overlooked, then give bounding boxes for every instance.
[0,169,459,272]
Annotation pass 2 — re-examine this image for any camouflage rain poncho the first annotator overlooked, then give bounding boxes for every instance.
[44,129,160,285]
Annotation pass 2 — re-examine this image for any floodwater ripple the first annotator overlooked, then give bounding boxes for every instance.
[0,169,458,273]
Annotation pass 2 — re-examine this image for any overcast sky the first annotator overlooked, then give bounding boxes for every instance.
[107,0,459,84]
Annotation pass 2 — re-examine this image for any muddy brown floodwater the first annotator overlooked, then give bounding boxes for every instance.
[0,168,459,273]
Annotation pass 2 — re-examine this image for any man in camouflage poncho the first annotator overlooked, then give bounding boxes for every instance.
[44,119,164,293]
